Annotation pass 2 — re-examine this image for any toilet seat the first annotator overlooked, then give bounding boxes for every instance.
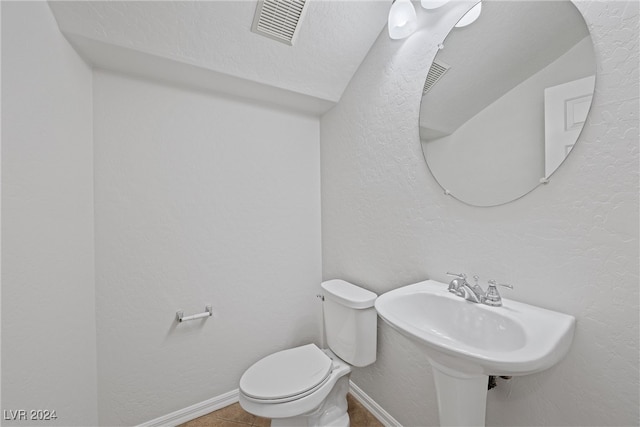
[239,344,332,403]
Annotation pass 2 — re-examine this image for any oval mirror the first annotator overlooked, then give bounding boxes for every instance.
[419,0,596,206]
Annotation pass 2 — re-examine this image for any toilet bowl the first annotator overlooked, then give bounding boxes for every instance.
[239,345,351,426]
[238,280,377,427]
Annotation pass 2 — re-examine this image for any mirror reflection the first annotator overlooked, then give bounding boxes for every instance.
[420,0,596,206]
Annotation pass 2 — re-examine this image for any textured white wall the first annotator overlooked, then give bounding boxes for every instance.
[93,71,322,426]
[321,1,639,426]
[1,2,98,425]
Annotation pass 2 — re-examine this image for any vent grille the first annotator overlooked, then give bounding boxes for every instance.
[252,0,308,46]
[423,60,450,94]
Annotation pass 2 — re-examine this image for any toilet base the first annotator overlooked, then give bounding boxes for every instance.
[269,375,350,427]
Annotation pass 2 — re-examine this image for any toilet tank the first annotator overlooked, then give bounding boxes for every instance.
[321,279,377,367]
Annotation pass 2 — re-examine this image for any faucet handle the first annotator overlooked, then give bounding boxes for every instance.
[488,279,513,289]
[446,272,467,293]
[484,280,513,307]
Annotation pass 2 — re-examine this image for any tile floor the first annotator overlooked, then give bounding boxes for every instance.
[179,394,384,427]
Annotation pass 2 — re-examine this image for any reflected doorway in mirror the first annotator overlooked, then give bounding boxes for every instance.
[544,75,596,178]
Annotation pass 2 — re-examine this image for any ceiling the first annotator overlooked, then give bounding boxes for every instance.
[48,0,391,113]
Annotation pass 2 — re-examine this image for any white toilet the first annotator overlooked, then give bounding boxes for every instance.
[239,279,377,427]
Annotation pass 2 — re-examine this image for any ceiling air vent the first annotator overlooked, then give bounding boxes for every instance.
[423,60,450,94]
[252,0,308,46]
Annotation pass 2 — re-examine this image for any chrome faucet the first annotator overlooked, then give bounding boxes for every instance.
[458,274,485,303]
[447,272,482,302]
[446,273,513,306]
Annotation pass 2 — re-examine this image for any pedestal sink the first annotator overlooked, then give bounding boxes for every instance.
[375,280,575,426]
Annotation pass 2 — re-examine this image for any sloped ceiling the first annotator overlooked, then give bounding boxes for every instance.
[48,0,391,113]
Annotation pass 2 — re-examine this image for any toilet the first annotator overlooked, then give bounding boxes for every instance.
[239,279,377,427]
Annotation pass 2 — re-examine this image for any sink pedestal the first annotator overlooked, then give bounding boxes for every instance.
[431,363,488,427]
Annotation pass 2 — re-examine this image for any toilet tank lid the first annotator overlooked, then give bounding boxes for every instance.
[321,279,377,309]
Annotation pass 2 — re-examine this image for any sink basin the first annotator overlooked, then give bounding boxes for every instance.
[375,279,576,426]
[375,279,575,375]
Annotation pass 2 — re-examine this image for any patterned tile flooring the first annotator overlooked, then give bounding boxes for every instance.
[179,394,384,427]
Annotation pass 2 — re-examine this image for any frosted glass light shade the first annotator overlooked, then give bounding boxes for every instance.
[388,0,418,40]
[420,0,449,10]
[455,2,481,27]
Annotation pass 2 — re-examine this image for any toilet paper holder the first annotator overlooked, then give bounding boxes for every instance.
[176,305,212,323]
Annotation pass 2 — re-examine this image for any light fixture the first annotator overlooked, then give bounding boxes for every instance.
[420,0,449,10]
[388,0,418,40]
[455,1,481,27]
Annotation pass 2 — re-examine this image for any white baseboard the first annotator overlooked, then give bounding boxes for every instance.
[137,389,239,427]
[138,383,399,427]
[349,381,402,427]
